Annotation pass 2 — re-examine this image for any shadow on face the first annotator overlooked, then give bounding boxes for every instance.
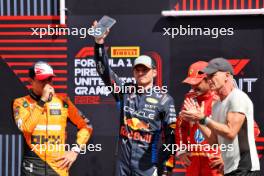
[207,71,231,91]
[191,79,210,96]
[133,65,157,87]
[29,77,53,96]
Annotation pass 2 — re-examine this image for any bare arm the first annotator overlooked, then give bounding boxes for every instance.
[206,112,245,140]
[181,98,245,142]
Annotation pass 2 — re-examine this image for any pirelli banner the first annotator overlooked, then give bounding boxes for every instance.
[1,11,264,176]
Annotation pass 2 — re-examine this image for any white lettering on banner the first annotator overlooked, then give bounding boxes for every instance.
[109,58,133,67]
[74,55,136,97]
[75,59,95,67]
[75,77,104,86]
[75,87,88,95]
[74,77,134,86]
[75,68,98,76]
[233,78,258,93]
[109,59,125,67]
[75,58,133,68]
[75,86,111,96]
[126,59,133,67]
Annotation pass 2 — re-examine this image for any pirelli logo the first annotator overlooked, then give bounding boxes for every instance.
[111,47,140,58]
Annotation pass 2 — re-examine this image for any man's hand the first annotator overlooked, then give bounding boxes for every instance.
[93,21,110,44]
[180,98,205,122]
[209,155,224,173]
[178,152,191,168]
[54,151,78,171]
[41,84,54,102]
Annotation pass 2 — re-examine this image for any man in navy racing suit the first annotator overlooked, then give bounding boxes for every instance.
[93,22,176,176]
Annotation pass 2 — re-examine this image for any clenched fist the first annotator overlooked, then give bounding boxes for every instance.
[41,84,55,102]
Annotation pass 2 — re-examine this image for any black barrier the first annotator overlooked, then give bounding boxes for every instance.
[0,58,26,176]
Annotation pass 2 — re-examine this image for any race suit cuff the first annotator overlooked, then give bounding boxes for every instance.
[95,43,104,48]
[176,150,187,157]
[37,99,46,107]
[163,166,173,173]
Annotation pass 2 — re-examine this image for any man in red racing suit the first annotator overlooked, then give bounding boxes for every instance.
[175,61,223,176]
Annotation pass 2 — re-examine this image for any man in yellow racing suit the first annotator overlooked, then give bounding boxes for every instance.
[13,61,93,176]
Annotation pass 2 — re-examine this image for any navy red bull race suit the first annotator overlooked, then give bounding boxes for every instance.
[94,43,176,176]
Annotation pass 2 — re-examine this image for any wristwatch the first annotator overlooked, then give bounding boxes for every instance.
[71,146,81,154]
[199,116,209,125]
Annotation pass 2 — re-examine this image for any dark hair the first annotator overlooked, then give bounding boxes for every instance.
[28,67,35,79]
[151,61,156,69]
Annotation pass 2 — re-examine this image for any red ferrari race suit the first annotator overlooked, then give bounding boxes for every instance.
[175,90,222,176]
[13,90,93,176]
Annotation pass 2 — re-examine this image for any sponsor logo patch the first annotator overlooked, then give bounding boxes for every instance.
[145,97,158,104]
[50,109,61,115]
[194,129,205,143]
[23,101,29,108]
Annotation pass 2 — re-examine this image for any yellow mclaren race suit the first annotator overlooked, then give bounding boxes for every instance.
[13,91,93,176]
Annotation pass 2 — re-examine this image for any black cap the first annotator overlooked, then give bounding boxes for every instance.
[202,57,234,75]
